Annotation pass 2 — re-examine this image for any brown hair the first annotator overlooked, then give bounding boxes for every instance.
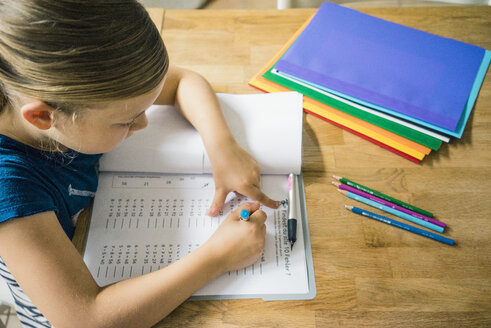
[0,0,169,114]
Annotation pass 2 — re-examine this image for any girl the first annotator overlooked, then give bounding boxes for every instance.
[0,1,279,327]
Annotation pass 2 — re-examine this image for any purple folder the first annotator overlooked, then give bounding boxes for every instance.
[274,2,485,132]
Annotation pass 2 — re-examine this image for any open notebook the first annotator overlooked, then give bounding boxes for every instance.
[83,92,316,301]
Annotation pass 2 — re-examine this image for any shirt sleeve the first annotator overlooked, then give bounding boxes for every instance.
[0,163,57,223]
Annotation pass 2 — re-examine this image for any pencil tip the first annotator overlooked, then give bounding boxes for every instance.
[344,205,353,210]
[331,181,340,186]
[332,175,341,180]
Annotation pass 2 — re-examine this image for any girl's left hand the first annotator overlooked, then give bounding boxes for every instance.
[206,138,279,216]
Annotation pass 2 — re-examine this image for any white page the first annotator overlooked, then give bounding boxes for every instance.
[98,105,205,174]
[203,93,303,174]
[83,174,309,297]
[99,92,303,175]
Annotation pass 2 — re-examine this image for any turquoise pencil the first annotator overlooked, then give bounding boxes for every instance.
[338,189,444,233]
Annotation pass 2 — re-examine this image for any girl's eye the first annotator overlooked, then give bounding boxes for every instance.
[117,111,144,127]
[119,120,134,127]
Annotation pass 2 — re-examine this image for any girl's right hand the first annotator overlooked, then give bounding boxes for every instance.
[203,202,267,273]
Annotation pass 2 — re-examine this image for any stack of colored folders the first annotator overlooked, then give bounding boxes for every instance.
[249,2,491,163]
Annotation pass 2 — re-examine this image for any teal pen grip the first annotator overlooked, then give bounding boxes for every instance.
[347,192,444,233]
[240,209,250,221]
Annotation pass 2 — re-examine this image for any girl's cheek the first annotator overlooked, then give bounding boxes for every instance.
[105,127,130,149]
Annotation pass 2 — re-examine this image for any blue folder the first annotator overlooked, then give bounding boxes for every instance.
[274,2,490,137]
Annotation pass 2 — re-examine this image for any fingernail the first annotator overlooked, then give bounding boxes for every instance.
[274,201,280,208]
[207,207,217,216]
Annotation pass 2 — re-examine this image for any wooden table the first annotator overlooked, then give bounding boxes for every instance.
[73,6,491,327]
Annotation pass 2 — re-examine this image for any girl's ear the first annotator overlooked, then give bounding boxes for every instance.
[20,100,55,130]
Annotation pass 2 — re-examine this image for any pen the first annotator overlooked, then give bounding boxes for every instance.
[345,205,455,246]
[288,173,297,250]
[338,189,444,233]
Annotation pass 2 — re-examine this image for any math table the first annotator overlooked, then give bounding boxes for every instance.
[73,6,491,327]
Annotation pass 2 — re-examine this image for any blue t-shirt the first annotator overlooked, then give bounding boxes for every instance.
[0,134,101,238]
[0,134,102,327]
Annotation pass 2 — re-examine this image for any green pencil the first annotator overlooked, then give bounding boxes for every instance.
[332,175,434,218]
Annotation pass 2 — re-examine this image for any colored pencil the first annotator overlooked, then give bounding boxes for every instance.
[332,181,446,228]
[338,189,444,233]
[345,205,455,246]
[333,175,433,217]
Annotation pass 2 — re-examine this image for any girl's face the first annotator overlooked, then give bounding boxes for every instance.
[52,79,165,154]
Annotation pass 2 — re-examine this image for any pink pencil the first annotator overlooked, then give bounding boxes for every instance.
[332,181,446,228]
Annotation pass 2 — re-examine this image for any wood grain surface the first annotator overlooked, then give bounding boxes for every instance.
[73,6,491,327]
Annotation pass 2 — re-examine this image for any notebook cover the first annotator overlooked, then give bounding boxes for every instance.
[274,2,486,133]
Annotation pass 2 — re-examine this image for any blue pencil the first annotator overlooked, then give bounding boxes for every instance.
[345,205,455,246]
[338,189,444,233]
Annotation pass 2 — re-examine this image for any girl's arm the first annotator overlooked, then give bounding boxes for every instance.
[0,202,265,328]
[155,66,279,216]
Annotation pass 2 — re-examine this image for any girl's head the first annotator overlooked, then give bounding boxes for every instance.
[0,0,169,153]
